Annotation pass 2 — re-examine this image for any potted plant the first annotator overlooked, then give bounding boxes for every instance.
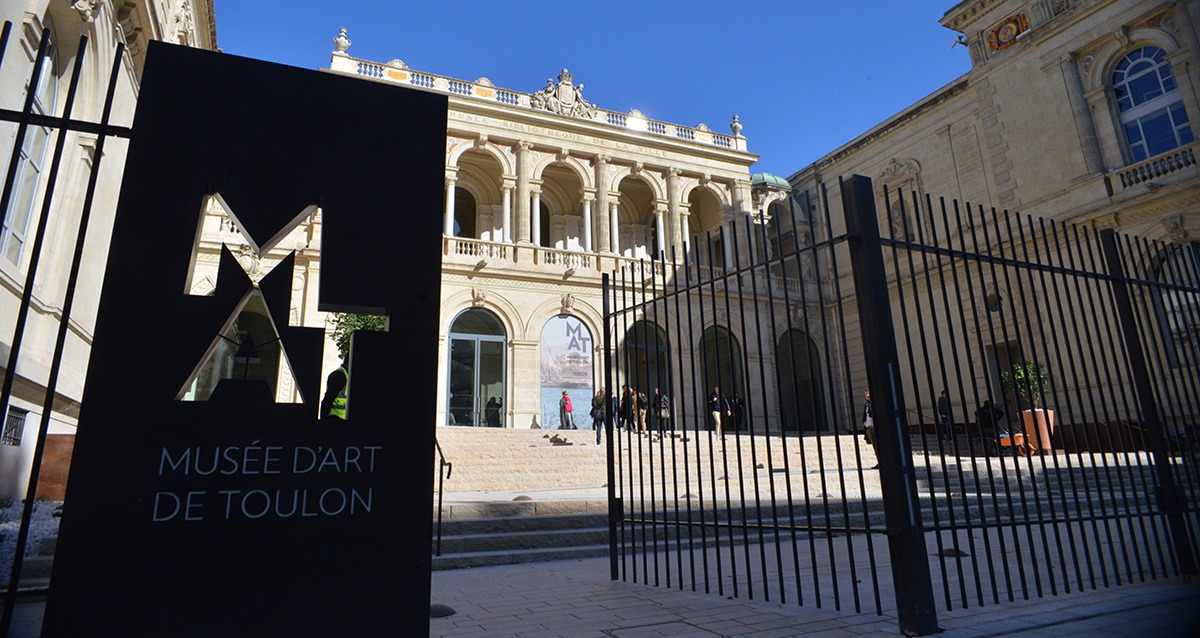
[1001,361,1053,454]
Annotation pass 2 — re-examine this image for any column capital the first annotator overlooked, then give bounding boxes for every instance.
[580,188,597,202]
[445,167,459,180]
[501,177,516,191]
[667,166,681,177]
[517,140,534,152]
[595,153,610,165]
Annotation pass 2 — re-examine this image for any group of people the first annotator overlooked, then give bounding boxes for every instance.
[861,389,1012,457]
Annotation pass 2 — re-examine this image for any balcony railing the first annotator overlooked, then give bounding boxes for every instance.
[330,53,746,153]
[1112,143,1196,189]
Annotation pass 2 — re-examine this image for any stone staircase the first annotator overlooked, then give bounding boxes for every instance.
[429,425,1162,570]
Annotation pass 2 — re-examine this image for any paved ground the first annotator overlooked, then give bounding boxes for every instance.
[5,546,1197,637]
[429,555,1200,637]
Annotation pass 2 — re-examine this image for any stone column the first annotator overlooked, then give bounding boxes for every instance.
[731,179,754,266]
[516,141,532,243]
[654,203,667,258]
[609,202,620,255]
[1061,53,1105,175]
[531,188,542,246]
[594,155,611,252]
[1085,88,1122,169]
[581,192,595,252]
[444,175,457,236]
[501,179,514,243]
[680,207,691,261]
[720,222,733,268]
[666,167,682,258]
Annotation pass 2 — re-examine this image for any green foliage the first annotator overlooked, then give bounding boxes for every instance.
[1001,361,1051,409]
[327,313,387,359]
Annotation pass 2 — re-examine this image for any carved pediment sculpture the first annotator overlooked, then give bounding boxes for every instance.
[530,69,598,119]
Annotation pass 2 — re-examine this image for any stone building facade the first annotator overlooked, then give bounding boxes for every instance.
[187,0,1199,442]
[324,35,775,432]
[788,0,1199,427]
[0,0,215,497]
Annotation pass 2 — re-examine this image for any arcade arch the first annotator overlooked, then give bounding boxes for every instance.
[616,175,657,259]
[689,187,727,267]
[775,329,826,432]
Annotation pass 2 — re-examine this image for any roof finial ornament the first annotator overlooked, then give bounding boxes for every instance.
[333,28,352,56]
[730,114,743,137]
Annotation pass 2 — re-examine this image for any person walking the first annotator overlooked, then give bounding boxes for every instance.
[862,390,874,441]
[730,391,746,432]
[592,389,606,444]
[619,385,633,432]
[654,388,671,432]
[975,399,1004,455]
[937,390,952,443]
[635,388,648,433]
[559,390,576,430]
[708,386,730,438]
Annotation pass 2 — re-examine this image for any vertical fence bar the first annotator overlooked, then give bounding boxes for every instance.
[840,175,938,634]
[604,272,619,581]
[1099,229,1198,577]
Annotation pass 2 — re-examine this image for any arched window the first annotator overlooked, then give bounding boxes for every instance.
[2,22,58,266]
[538,200,551,248]
[700,326,744,425]
[621,320,671,397]
[447,308,507,427]
[452,187,476,238]
[1112,46,1194,162]
[775,329,826,432]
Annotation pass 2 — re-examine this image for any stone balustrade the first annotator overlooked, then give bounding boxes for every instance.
[1111,143,1196,189]
[331,52,744,152]
[443,237,824,300]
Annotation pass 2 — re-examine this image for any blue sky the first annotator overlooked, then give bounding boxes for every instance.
[212,1,972,177]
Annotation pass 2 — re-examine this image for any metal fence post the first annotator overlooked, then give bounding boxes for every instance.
[603,272,620,581]
[1098,229,1198,576]
[840,175,939,635]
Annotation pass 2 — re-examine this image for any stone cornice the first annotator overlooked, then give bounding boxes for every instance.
[443,94,758,168]
[941,0,1011,34]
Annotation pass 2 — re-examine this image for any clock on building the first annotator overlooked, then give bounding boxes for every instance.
[988,14,1030,52]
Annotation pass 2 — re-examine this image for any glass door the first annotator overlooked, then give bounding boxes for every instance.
[447,336,506,427]
[478,340,505,427]
[448,338,476,425]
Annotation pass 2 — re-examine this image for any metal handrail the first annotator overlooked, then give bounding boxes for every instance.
[434,436,452,556]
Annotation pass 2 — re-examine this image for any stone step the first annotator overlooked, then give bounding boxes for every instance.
[435,526,609,555]
[438,512,607,534]
[433,543,610,570]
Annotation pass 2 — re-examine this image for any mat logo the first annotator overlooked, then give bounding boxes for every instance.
[176,193,319,405]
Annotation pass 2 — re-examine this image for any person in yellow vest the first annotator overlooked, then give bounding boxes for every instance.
[321,356,350,420]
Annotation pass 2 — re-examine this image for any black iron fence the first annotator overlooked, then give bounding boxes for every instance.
[0,20,129,632]
[601,174,1199,634]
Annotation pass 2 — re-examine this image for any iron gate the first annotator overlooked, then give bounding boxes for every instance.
[601,174,1199,634]
[0,21,129,633]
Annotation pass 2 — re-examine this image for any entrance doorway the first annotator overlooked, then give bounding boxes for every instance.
[447,308,506,426]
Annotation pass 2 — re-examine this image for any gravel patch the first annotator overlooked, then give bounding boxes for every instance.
[0,500,62,586]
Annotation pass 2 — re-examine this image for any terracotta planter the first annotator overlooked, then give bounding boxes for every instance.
[1021,409,1055,453]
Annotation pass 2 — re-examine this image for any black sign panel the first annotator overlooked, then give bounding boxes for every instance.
[43,42,446,637]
